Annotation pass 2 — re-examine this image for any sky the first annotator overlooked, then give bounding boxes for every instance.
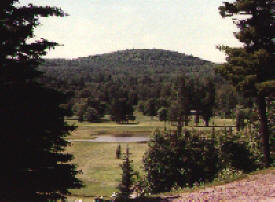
[20,0,241,63]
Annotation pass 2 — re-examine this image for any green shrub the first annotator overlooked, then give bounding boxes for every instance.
[216,130,259,172]
[144,129,260,193]
[143,129,219,193]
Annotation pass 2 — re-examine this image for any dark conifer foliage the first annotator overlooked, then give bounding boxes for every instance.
[216,0,274,167]
[0,1,82,201]
[116,146,135,201]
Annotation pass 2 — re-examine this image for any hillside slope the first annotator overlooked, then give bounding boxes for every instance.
[42,49,213,71]
[163,169,275,201]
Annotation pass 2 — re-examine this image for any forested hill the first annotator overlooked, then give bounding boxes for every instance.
[41,49,214,74]
[39,49,237,122]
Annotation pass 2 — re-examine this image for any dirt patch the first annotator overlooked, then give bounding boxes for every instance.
[165,171,275,201]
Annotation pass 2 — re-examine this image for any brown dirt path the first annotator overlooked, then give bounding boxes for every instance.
[165,171,275,201]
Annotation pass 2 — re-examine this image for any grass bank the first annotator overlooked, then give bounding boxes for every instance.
[66,142,147,198]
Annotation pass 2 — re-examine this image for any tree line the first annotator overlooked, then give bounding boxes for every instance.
[39,49,246,124]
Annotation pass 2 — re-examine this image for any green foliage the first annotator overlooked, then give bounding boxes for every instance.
[39,48,243,122]
[0,1,82,201]
[158,107,168,122]
[83,107,99,122]
[143,98,158,117]
[215,84,237,118]
[218,133,257,172]
[111,98,134,123]
[39,49,224,116]
[116,146,135,201]
[144,128,261,193]
[116,144,122,159]
[217,0,274,167]
[143,129,219,193]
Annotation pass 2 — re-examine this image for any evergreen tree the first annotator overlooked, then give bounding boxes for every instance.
[216,0,274,166]
[116,144,122,159]
[0,1,82,201]
[116,146,134,201]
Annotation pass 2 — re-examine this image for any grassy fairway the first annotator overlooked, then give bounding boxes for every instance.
[64,113,235,199]
[66,142,147,198]
[66,113,165,139]
[66,113,235,140]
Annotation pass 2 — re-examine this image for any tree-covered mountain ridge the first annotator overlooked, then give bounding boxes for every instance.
[41,49,214,72]
[39,49,228,123]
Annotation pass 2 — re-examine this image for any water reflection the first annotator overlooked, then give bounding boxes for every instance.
[68,136,149,143]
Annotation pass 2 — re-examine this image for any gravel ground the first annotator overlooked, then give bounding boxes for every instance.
[166,172,275,201]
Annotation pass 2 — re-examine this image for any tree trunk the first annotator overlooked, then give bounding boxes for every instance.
[184,115,189,126]
[177,120,182,136]
[195,114,199,126]
[236,109,240,131]
[204,118,209,127]
[256,96,270,167]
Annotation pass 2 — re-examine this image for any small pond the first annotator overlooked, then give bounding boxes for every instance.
[68,136,149,143]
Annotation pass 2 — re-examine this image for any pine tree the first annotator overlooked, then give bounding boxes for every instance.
[116,146,134,201]
[0,1,82,201]
[216,0,274,167]
[116,144,121,159]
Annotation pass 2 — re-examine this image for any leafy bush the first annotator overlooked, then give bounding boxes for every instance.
[143,128,260,193]
[219,133,257,172]
[143,129,219,193]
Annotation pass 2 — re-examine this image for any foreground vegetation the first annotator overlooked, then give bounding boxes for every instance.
[0,1,83,201]
[64,121,272,201]
[63,113,263,199]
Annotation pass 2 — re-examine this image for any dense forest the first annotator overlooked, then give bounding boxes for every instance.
[39,49,242,124]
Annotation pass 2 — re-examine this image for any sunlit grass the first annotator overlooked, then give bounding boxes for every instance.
[66,142,147,197]
[64,113,237,199]
[66,113,235,140]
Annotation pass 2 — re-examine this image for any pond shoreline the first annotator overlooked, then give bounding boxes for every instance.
[68,136,150,143]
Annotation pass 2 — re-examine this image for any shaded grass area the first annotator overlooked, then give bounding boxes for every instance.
[66,142,147,199]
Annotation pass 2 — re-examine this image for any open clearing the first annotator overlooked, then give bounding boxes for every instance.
[66,142,147,198]
[66,113,235,140]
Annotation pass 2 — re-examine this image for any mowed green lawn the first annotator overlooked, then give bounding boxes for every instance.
[66,142,147,198]
[66,113,235,140]
[64,113,235,200]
